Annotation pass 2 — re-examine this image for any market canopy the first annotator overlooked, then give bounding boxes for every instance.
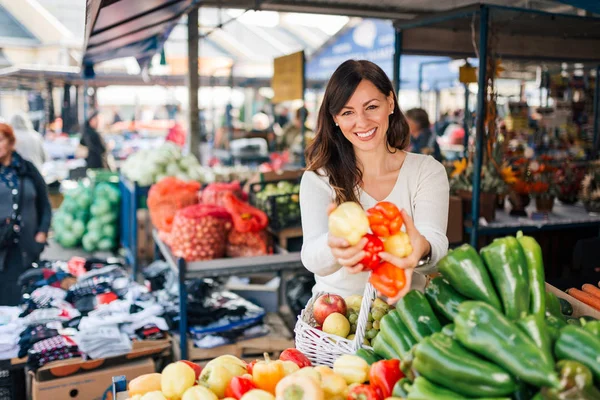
[395,4,600,63]
[83,0,197,68]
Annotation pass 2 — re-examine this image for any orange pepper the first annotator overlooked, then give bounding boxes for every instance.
[252,353,285,394]
[369,262,407,298]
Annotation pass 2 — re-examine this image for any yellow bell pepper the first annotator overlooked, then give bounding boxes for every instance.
[292,367,321,383]
[199,363,245,398]
[252,353,285,394]
[129,373,162,397]
[383,232,413,258]
[333,355,370,385]
[275,375,324,400]
[140,392,167,400]
[328,202,370,245]
[314,366,347,398]
[161,362,197,400]
[281,360,300,376]
[181,386,219,400]
[240,389,275,400]
[127,396,142,400]
[205,355,247,374]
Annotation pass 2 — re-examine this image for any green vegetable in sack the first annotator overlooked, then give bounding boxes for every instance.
[87,218,102,232]
[71,220,86,238]
[102,225,116,239]
[59,231,78,248]
[97,238,114,251]
[99,213,117,225]
[82,233,98,252]
[91,198,111,216]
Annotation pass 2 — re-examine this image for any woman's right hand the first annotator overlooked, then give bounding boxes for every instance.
[327,203,367,274]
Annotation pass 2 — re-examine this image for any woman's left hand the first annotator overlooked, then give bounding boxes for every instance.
[378,209,431,304]
[35,232,47,243]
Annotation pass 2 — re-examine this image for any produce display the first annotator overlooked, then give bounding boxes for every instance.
[121,142,255,186]
[249,180,301,230]
[362,232,600,399]
[329,201,413,299]
[52,182,120,251]
[566,283,600,312]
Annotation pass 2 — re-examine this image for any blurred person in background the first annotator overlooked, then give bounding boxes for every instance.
[10,113,48,170]
[0,123,51,305]
[406,108,442,161]
[78,111,108,169]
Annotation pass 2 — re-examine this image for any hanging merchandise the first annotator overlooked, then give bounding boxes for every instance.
[148,177,201,233]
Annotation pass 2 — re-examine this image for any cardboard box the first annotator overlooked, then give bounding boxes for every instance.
[31,358,154,400]
[137,209,155,261]
[546,282,600,319]
[33,337,170,382]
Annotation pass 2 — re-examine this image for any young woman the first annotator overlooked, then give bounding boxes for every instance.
[300,60,449,303]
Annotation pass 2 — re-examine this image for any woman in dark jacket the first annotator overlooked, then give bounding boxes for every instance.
[0,123,51,305]
[406,108,442,161]
[80,111,107,169]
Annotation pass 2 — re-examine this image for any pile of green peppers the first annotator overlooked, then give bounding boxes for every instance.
[361,232,600,399]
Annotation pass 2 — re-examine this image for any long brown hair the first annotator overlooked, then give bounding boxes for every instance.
[305,60,410,204]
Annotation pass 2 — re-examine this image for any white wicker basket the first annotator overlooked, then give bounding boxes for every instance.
[294,283,377,367]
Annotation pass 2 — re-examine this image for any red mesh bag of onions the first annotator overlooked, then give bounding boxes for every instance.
[200,181,247,207]
[169,204,232,261]
[148,177,201,233]
[226,230,272,258]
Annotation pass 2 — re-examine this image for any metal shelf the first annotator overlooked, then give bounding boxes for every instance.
[152,229,304,360]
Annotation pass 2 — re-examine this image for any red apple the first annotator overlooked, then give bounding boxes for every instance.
[313,294,347,325]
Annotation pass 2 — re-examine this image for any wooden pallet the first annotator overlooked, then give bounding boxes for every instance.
[173,313,294,364]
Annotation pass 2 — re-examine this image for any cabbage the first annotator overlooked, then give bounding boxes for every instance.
[102,225,116,239]
[59,231,78,248]
[165,163,182,177]
[71,220,86,238]
[179,154,199,171]
[99,213,117,225]
[97,238,114,251]
[82,233,97,252]
[87,218,102,232]
[91,199,111,216]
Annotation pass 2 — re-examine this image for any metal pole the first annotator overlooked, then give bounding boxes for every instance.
[471,5,489,248]
[300,51,307,167]
[593,65,600,157]
[188,6,200,160]
[418,63,424,108]
[178,258,188,361]
[463,83,470,157]
[393,28,402,94]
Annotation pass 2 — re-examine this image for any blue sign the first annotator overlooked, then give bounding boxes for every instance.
[306,19,459,90]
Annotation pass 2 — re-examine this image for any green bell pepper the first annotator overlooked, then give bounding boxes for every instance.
[373,309,417,361]
[540,361,600,400]
[396,290,442,341]
[516,231,546,318]
[354,348,382,366]
[545,314,567,343]
[413,333,517,397]
[555,325,600,383]
[438,244,502,311]
[516,315,554,366]
[546,291,566,322]
[441,323,456,339]
[480,237,530,320]
[392,377,412,397]
[582,320,600,337]
[455,301,561,389]
[406,377,511,400]
[424,276,468,322]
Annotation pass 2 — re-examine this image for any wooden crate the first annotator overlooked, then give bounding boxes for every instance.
[172,313,294,364]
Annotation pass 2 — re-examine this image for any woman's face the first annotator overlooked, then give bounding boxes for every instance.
[333,79,394,153]
[0,133,13,160]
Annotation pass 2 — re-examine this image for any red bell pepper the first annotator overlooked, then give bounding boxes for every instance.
[369,359,404,398]
[179,360,202,380]
[347,384,383,400]
[368,262,407,298]
[224,375,257,399]
[223,192,269,233]
[246,360,258,375]
[360,234,385,271]
[366,202,403,237]
[279,348,312,368]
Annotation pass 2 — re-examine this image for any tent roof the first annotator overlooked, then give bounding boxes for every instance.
[395,4,600,62]
[0,4,39,45]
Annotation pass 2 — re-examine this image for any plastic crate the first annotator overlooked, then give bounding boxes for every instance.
[0,368,25,400]
[249,178,301,231]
